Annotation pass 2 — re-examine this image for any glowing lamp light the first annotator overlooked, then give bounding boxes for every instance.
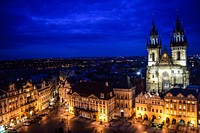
[136,72,141,75]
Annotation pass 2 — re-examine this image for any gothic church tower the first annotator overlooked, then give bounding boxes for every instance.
[146,15,189,93]
[147,19,162,66]
[170,14,187,66]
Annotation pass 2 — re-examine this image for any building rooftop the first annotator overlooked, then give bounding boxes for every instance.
[165,87,198,98]
[69,81,114,100]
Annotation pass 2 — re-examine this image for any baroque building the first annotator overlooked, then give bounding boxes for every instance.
[58,79,71,103]
[135,92,164,124]
[66,82,115,122]
[135,87,199,127]
[164,87,199,127]
[146,15,189,93]
[0,80,54,127]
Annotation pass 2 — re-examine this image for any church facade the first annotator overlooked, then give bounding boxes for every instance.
[146,15,189,93]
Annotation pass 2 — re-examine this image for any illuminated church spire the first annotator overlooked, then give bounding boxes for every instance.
[170,13,187,47]
[147,18,162,48]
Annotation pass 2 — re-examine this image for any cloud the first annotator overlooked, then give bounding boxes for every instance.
[0,0,200,59]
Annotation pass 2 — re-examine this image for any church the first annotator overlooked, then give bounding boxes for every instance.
[146,15,189,93]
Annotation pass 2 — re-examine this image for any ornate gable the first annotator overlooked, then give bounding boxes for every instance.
[187,94,196,100]
[88,94,98,99]
[72,92,80,97]
[166,92,172,97]
[177,93,184,98]
[160,49,172,65]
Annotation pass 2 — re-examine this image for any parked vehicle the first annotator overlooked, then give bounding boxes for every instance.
[23,122,31,126]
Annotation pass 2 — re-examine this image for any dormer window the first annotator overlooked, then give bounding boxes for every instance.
[100,93,104,99]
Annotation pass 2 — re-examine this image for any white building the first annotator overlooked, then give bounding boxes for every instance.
[146,15,189,93]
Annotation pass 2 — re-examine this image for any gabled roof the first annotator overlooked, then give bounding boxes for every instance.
[113,74,133,89]
[68,82,114,100]
[165,87,198,99]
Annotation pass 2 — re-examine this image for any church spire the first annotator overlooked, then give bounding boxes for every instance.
[170,13,187,47]
[175,13,181,32]
[147,18,161,48]
[150,18,158,36]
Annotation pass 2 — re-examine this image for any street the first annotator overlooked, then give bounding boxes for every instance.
[10,103,200,133]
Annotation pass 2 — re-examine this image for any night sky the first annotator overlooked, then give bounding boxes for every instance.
[1,0,200,60]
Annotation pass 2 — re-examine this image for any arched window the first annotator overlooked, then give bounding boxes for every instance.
[177,51,180,60]
[152,53,155,61]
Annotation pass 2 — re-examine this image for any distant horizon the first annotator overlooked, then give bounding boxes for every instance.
[1,0,200,60]
[1,53,200,61]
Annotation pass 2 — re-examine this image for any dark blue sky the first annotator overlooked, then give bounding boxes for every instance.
[0,0,200,60]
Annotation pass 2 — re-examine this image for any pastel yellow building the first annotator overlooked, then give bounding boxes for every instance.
[67,82,115,122]
[38,81,52,111]
[0,81,38,126]
[0,80,54,127]
[135,92,164,123]
[135,87,199,127]
[164,87,199,127]
[58,80,71,103]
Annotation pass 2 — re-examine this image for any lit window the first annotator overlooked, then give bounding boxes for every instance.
[174,111,176,115]
[179,105,182,109]
[183,106,185,109]
[170,104,172,108]
[170,110,172,114]
[166,104,168,108]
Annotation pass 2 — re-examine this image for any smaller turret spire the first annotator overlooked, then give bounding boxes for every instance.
[150,18,158,36]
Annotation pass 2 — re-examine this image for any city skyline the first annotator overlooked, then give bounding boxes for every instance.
[1,0,200,60]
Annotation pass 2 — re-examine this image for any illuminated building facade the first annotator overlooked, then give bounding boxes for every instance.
[67,82,115,122]
[164,87,199,127]
[38,81,52,111]
[113,75,135,118]
[135,87,199,127]
[135,92,164,123]
[58,80,71,103]
[146,15,189,93]
[0,80,54,126]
